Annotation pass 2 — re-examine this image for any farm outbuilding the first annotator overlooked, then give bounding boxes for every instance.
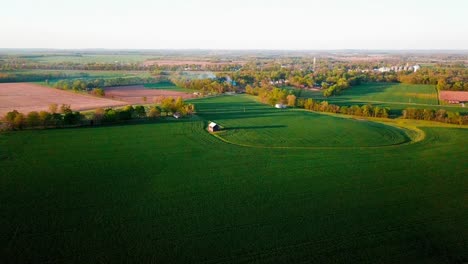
[173,112,181,119]
[275,103,287,109]
[208,122,220,132]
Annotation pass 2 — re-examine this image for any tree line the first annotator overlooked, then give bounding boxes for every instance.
[169,76,235,94]
[1,97,195,131]
[52,76,160,91]
[0,72,90,83]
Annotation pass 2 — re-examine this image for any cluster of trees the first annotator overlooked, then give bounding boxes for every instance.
[293,97,466,124]
[170,76,234,94]
[52,77,159,91]
[402,108,466,125]
[2,104,83,130]
[228,67,361,97]
[398,68,468,91]
[89,97,195,125]
[2,98,196,130]
[245,85,299,106]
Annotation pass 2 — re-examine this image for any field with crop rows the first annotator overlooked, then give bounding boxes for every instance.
[1,95,467,263]
[293,83,467,114]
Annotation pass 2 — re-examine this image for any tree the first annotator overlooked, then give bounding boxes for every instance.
[319,101,329,112]
[64,112,82,125]
[435,109,447,122]
[161,97,175,115]
[174,97,184,112]
[303,98,314,110]
[286,94,297,107]
[26,111,41,127]
[38,111,52,127]
[3,110,20,129]
[148,106,161,119]
[119,105,134,120]
[60,104,72,114]
[93,108,105,123]
[381,108,389,118]
[91,88,105,96]
[13,113,25,129]
[361,105,373,117]
[104,109,118,122]
[340,106,348,115]
[134,105,146,118]
[436,79,447,90]
[49,103,58,114]
[184,104,195,115]
[423,109,435,121]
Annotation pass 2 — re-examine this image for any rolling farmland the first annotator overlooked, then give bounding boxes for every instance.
[196,95,411,147]
[294,83,467,114]
[0,82,126,116]
[104,84,195,104]
[1,95,467,263]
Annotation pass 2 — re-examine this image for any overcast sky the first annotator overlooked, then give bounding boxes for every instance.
[1,0,467,50]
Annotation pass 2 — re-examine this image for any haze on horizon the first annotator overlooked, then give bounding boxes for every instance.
[1,0,467,50]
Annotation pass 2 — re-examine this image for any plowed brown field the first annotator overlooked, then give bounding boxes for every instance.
[104,85,195,104]
[0,83,126,116]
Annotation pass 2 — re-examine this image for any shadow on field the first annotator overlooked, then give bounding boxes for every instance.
[336,83,398,100]
[228,125,286,130]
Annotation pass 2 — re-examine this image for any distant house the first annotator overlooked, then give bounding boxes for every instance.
[275,103,287,109]
[173,112,181,119]
[208,122,220,132]
[413,65,421,72]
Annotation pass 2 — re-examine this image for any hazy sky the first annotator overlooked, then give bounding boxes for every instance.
[1,0,467,50]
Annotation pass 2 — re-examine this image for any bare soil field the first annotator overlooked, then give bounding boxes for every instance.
[439,90,468,103]
[143,59,246,67]
[0,83,126,117]
[104,85,195,104]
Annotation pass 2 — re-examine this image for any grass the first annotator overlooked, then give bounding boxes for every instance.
[196,95,410,147]
[1,95,467,263]
[335,83,439,105]
[291,83,467,115]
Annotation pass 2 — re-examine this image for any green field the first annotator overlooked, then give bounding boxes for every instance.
[1,95,467,263]
[293,83,467,114]
[335,83,439,105]
[196,96,410,147]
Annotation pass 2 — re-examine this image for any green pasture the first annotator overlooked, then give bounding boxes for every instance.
[196,95,410,147]
[1,95,467,263]
[292,83,467,114]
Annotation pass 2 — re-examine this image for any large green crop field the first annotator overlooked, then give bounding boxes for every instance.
[1,95,467,263]
[196,96,410,147]
[335,83,439,105]
[294,83,467,114]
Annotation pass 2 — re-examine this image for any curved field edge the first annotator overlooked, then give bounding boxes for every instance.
[202,109,426,150]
